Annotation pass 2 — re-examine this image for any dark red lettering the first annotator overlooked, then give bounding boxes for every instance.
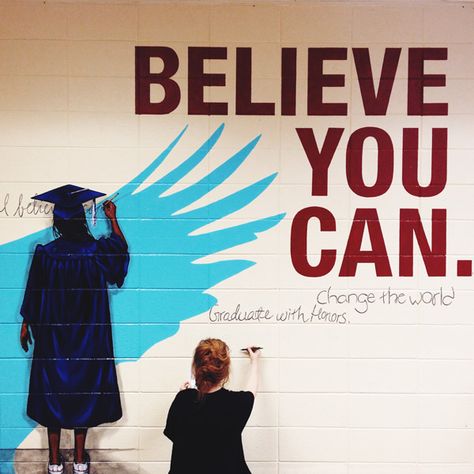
[291,207,336,277]
[399,209,446,276]
[135,46,180,115]
[346,127,394,197]
[236,48,275,115]
[340,209,392,277]
[296,128,344,196]
[402,128,447,197]
[308,48,348,116]
[408,48,448,116]
[188,47,228,115]
[353,48,401,115]
[281,48,297,116]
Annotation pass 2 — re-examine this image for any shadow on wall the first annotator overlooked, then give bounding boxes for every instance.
[0,124,284,471]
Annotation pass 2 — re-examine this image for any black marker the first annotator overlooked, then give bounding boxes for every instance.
[241,346,263,352]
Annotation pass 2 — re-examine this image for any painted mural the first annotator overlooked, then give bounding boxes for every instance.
[0,2,473,474]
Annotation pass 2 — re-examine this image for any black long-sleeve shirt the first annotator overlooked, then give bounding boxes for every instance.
[164,388,254,474]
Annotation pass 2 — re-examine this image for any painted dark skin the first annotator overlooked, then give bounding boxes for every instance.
[20,200,126,465]
[103,200,126,242]
[20,321,32,352]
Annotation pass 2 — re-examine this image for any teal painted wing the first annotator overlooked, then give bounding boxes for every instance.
[0,125,284,467]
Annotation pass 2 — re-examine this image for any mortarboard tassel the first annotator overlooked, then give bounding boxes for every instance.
[92,198,97,226]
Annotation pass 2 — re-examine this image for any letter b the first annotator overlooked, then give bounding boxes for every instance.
[135,46,180,114]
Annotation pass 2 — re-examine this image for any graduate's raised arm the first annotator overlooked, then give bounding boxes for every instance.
[103,201,126,244]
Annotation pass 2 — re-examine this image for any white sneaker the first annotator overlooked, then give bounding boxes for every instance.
[48,456,64,474]
[73,452,90,474]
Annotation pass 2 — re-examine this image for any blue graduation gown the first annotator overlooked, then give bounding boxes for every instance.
[21,233,129,428]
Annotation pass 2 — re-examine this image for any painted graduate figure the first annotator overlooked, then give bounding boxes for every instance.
[20,185,129,474]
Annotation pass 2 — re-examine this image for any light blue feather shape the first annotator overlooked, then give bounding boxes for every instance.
[0,125,284,472]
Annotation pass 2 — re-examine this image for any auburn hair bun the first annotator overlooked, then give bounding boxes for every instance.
[193,338,230,395]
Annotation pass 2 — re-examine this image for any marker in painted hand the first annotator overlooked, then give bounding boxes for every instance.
[106,192,119,203]
[240,347,263,352]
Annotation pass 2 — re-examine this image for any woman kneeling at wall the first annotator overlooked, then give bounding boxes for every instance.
[164,339,261,474]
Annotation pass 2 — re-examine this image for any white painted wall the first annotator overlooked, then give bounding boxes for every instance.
[0,1,473,473]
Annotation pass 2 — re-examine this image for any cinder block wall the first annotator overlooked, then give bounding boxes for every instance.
[0,1,473,473]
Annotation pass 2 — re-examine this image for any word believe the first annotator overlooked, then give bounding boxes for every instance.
[135,47,447,116]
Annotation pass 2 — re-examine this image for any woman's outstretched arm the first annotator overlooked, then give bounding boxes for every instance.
[244,347,261,396]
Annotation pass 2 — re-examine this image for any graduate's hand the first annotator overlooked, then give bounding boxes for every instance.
[104,200,126,242]
[20,321,32,352]
[179,381,191,391]
[103,200,117,220]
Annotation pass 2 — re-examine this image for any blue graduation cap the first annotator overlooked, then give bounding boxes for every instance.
[32,184,106,221]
